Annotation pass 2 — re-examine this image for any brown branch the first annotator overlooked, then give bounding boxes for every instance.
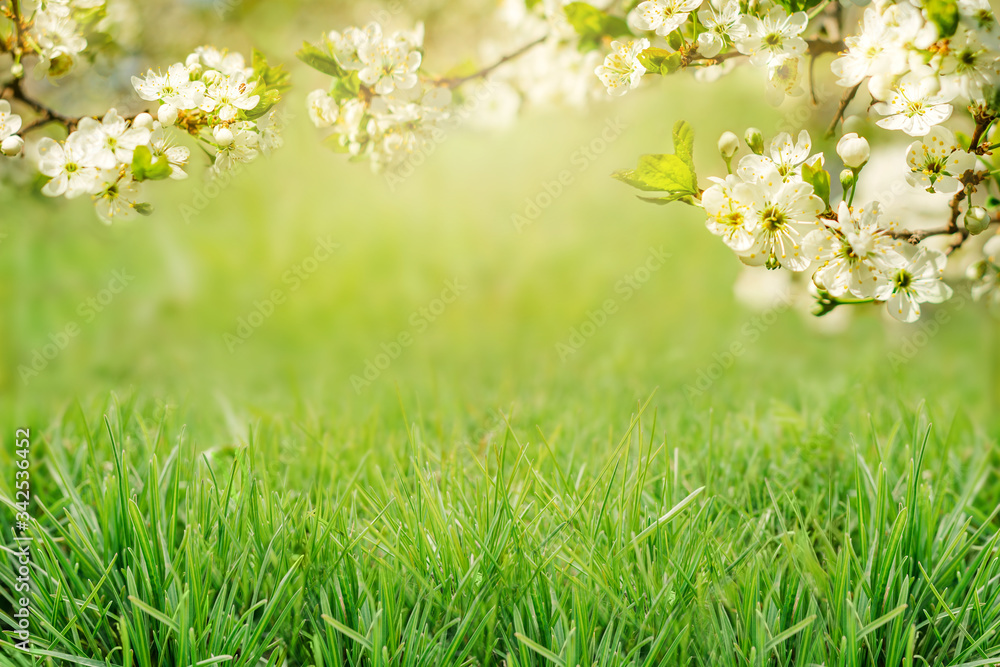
[3,78,80,132]
[969,109,996,155]
[825,82,860,138]
[887,172,990,254]
[436,35,548,88]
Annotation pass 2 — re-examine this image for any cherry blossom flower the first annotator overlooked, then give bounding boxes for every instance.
[805,201,905,298]
[873,73,954,136]
[358,34,422,95]
[735,8,808,69]
[632,0,704,37]
[0,101,22,143]
[904,126,976,193]
[697,0,747,59]
[732,161,825,271]
[76,109,152,169]
[595,39,649,97]
[874,248,953,322]
[36,133,102,198]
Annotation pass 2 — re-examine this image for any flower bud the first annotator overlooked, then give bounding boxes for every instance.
[213,126,235,148]
[718,131,739,159]
[836,133,870,169]
[1,135,23,156]
[919,75,941,98]
[10,62,24,78]
[965,206,991,235]
[744,127,764,155]
[157,103,178,126]
[132,112,154,131]
[840,169,855,191]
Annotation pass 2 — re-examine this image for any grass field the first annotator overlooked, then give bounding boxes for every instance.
[3,15,1000,664]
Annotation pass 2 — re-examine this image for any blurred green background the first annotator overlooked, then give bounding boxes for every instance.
[2,0,999,436]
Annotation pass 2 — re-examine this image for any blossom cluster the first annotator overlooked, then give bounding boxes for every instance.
[303,23,453,172]
[132,46,287,174]
[1,46,287,223]
[700,127,978,322]
[19,0,136,78]
[832,0,1000,136]
[591,0,811,104]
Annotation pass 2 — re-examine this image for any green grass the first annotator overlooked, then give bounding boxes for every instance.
[1,389,999,666]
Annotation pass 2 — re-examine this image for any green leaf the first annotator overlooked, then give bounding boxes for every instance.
[612,120,699,204]
[296,41,345,77]
[637,47,683,75]
[564,2,631,51]
[252,49,291,92]
[666,30,685,52]
[133,202,154,216]
[638,192,698,206]
[925,0,959,38]
[801,158,831,210]
[131,145,171,182]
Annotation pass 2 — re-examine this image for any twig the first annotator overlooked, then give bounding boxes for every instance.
[825,82,860,138]
[4,78,79,132]
[436,35,548,88]
[969,110,996,155]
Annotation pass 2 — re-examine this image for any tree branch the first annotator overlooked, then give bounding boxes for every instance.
[3,78,80,132]
[825,82,860,138]
[436,35,548,88]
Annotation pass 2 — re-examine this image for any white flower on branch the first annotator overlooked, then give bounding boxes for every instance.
[632,0,704,37]
[904,126,976,194]
[357,27,423,95]
[0,101,22,145]
[697,0,747,59]
[735,8,808,69]
[874,247,953,322]
[76,109,151,170]
[873,73,954,137]
[595,38,649,97]
[132,64,206,110]
[36,133,102,198]
[92,169,142,224]
[805,201,905,299]
[732,160,825,271]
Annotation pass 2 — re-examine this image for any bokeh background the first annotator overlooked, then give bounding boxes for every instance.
[2,0,999,437]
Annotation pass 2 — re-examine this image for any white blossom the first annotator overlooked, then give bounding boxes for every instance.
[632,0,703,37]
[76,108,151,169]
[201,73,261,122]
[595,39,649,97]
[732,160,824,271]
[92,169,142,224]
[904,126,976,193]
[0,101,22,143]
[873,73,954,136]
[132,64,206,110]
[735,8,808,69]
[357,33,422,95]
[805,201,905,298]
[697,0,747,59]
[874,247,952,322]
[36,133,102,198]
